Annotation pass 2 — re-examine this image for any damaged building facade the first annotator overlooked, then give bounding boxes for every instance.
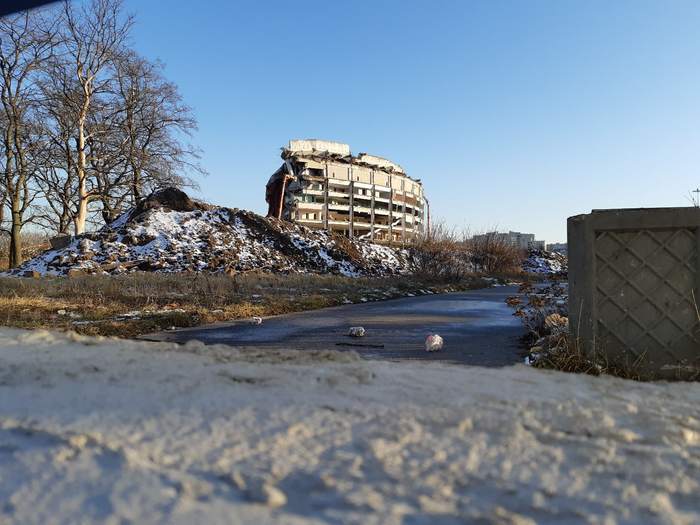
[266,140,427,243]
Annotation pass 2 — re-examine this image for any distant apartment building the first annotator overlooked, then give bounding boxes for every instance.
[265,140,426,243]
[472,231,545,251]
[546,242,568,254]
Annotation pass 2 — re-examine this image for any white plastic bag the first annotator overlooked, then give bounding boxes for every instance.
[348,326,366,337]
[425,334,443,352]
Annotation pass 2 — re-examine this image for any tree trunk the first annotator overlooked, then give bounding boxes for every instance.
[3,132,15,266]
[74,125,88,235]
[132,166,142,202]
[59,212,70,235]
[75,180,88,235]
[100,198,116,225]
[9,197,22,268]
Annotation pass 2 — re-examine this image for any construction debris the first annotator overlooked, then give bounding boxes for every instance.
[348,326,366,338]
[508,282,569,365]
[523,249,567,277]
[5,188,414,278]
[425,334,444,352]
[544,312,568,333]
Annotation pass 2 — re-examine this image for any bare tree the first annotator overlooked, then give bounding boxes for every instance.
[3,0,204,242]
[113,51,203,204]
[52,0,133,234]
[86,94,130,223]
[33,50,79,234]
[79,49,204,225]
[0,10,55,267]
[0,113,5,235]
[76,49,204,225]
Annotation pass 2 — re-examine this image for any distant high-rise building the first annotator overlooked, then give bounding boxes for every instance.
[471,231,545,251]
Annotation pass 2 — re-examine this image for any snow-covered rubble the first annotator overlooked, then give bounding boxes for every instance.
[508,281,570,365]
[6,188,413,278]
[523,249,567,276]
[1,327,699,524]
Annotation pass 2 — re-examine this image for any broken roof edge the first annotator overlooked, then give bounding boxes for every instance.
[285,139,350,157]
[281,139,410,179]
[355,153,405,175]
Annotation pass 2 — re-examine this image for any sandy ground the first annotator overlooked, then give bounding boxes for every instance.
[1,329,699,525]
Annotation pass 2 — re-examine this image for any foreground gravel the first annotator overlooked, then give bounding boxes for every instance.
[0,328,699,524]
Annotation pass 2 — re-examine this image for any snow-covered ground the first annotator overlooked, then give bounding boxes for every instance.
[1,328,699,524]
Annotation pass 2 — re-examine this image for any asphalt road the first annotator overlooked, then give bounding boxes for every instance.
[144,286,525,366]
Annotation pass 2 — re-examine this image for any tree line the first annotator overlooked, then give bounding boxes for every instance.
[0,0,203,267]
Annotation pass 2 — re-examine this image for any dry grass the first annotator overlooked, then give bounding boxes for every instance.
[409,222,471,281]
[0,231,50,271]
[528,335,672,381]
[466,233,524,274]
[0,272,489,338]
[518,283,700,382]
[409,222,528,281]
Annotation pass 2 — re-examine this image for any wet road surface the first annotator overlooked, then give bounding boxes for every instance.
[144,286,525,366]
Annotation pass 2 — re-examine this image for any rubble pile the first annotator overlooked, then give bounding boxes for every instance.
[6,188,414,278]
[523,249,567,276]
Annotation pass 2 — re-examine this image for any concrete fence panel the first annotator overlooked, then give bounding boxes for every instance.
[568,207,700,379]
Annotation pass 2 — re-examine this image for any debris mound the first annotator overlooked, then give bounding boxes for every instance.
[130,187,209,216]
[7,188,414,278]
[523,249,567,277]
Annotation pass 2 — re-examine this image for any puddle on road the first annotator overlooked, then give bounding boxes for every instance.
[166,291,522,344]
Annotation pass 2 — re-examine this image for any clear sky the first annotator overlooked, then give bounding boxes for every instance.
[120,0,700,243]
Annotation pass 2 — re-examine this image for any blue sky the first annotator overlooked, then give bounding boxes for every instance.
[121,0,700,243]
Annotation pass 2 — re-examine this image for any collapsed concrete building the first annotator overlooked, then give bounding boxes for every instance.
[266,140,427,244]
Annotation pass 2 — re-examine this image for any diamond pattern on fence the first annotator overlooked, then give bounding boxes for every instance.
[594,228,700,363]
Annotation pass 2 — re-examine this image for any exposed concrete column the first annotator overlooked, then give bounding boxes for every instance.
[401,178,407,245]
[411,192,416,240]
[323,160,329,231]
[425,197,430,237]
[370,170,375,242]
[277,172,297,221]
[349,179,354,239]
[388,176,393,243]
